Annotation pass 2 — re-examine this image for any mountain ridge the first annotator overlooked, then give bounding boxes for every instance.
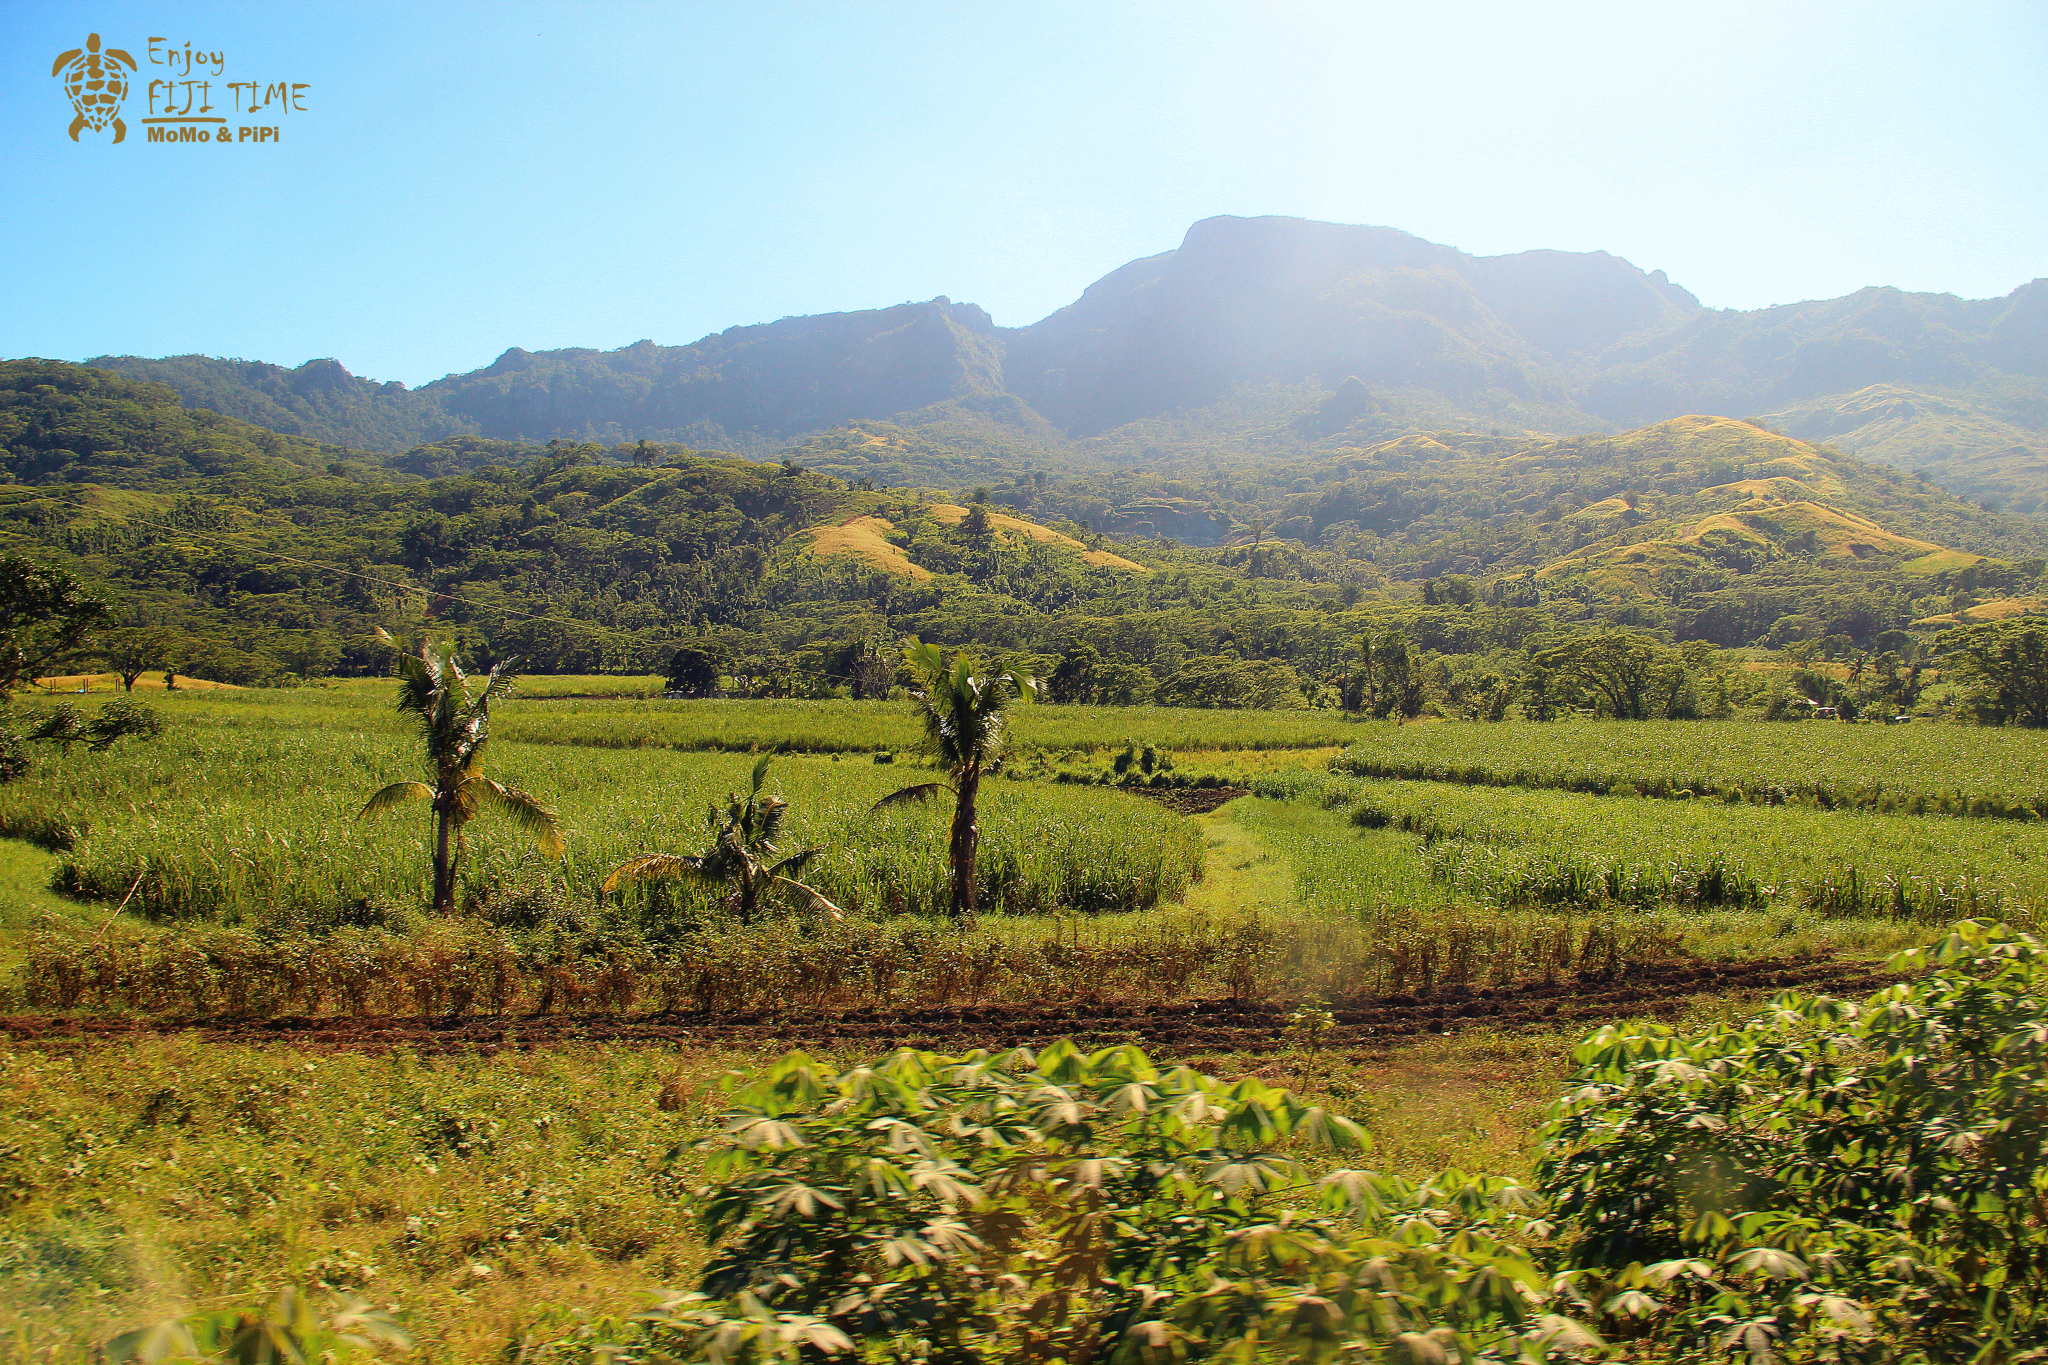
[76,214,2048,505]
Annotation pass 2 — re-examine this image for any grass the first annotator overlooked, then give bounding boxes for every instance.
[96,688,1375,757]
[0,1038,737,1363]
[1227,783,1934,963]
[4,674,2029,1360]
[10,737,1200,926]
[14,689,2039,1017]
[1331,717,2048,818]
[0,987,1869,1365]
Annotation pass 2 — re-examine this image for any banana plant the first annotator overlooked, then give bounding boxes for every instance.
[359,630,565,912]
[603,756,841,921]
[872,638,1034,916]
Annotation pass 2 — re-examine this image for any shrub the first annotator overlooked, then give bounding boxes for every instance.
[650,1041,1591,1363]
[1540,919,2048,1359]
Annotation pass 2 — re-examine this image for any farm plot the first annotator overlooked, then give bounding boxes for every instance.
[1331,718,2048,817]
[9,734,1201,925]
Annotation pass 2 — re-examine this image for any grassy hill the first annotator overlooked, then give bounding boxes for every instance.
[5,360,2045,697]
[1761,384,2048,514]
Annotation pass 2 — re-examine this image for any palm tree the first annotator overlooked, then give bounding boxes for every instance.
[359,632,565,911]
[873,639,1035,916]
[602,756,841,920]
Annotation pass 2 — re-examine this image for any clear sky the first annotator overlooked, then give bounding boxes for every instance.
[3,0,2044,387]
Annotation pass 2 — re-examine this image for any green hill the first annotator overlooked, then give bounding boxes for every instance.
[5,360,2042,698]
[1760,384,2048,514]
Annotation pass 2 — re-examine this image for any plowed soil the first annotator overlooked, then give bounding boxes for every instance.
[0,954,1898,1058]
[1132,786,1250,814]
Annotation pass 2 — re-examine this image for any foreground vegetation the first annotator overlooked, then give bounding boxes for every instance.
[10,923,2045,1363]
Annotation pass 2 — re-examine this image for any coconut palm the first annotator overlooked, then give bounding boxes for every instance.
[602,756,842,920]
[873,639,1035,916]
[359,632,565,912]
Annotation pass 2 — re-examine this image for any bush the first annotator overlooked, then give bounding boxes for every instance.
[645,1041,1589,1363]
[1540,919,2048,1359]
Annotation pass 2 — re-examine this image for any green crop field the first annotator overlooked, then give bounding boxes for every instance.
[12,682,2048,1362]
[7,732,1200,927]
[1330,718,2048,817]
[133,687,1373,757]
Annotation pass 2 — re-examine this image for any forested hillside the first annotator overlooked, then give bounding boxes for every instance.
[6,357,2044,722]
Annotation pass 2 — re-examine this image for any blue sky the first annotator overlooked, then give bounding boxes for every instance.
[3,0,2044,387]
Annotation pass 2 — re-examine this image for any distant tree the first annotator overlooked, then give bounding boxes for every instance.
[1345,628,1425,719]
[1528,630,1701,721]
[828,637,893,701]
[602,756,841,921]
[283,629,342,683]
[1942,619,2048,727]
[873,639,1035,916]
[359,633,565,912]
[1049,642,1101,704]
[0,555,110,700]
[100,625,172,692]
[1051,643,1152,706]
[1422,575,1478,609]
[665,644,723,697]
[961,502,994,540]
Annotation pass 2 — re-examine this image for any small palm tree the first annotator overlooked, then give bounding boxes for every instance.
[603,756,842,920]
[359,632,565,912]
[873,639,1035,916]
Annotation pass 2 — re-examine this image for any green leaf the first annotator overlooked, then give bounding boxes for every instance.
[357,780,433,820]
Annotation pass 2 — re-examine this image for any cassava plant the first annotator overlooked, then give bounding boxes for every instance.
[658,1040,1591,1364]
[603,755,842,921]
[359,631,565,912]
[874,638,1035,916]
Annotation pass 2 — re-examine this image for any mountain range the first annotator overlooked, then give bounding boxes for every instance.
[81,215,2048,513]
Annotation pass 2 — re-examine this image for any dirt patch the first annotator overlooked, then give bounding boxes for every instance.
[1129,786,1249,815]
[0,954,1898,1058]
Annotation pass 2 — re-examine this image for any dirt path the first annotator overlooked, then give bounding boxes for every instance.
[0,953,1898,1057]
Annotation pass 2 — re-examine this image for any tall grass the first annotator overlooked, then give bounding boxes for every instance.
[146,688,1371,756]
[13,905,1680,1020]
[12,738,1201,925]
[1331,719,2048,819]
[1251,770,2048,925]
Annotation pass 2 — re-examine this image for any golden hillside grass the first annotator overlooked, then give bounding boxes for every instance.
[1911,596,2048,628]
[804,515,933,580]
[31,672,241,693]
[1541,494,1958,598]
[927,503,1149,573]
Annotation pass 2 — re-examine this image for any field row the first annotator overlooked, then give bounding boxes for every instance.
[1330,719,2048,818]
[6,737,1200,925]
[135,686,1375,755]
[115,689,2048,817]
[1250,769,2048,930]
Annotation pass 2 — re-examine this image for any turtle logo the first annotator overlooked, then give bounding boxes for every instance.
[51,34,138,143]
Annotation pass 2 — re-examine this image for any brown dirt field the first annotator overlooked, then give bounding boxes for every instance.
[0,954,1897,1058]
[1130,785,1251,814]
